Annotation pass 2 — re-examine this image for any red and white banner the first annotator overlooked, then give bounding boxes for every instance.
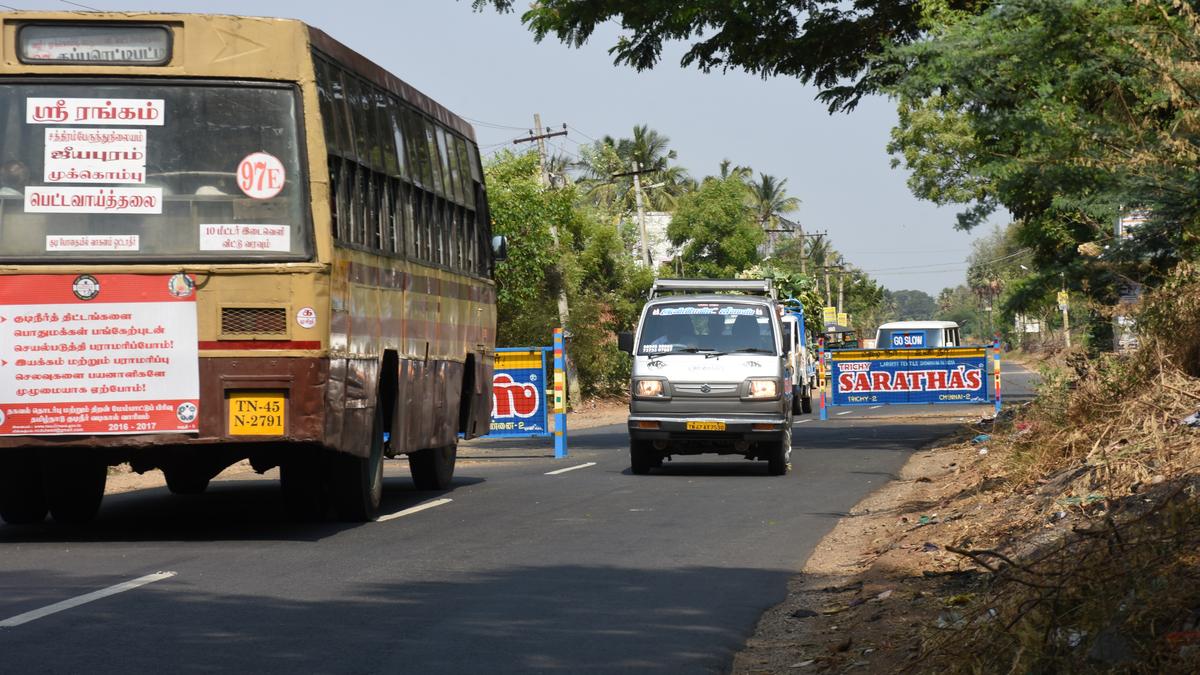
[0,274,199,435]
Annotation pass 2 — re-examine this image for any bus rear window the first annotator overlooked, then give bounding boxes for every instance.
[0,81,311,262]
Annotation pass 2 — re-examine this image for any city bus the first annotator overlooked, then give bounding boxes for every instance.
[0,12,501,525]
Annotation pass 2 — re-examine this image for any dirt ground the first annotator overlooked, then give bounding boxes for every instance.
[103,398,631,495]
[732,418,995,674]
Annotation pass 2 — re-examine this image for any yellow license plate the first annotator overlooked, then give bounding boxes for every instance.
[686,421,726,431]
[228,392,285,436]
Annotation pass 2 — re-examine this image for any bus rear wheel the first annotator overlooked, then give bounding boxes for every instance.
[0,451,48,525]
[409,444,456,491]
[45,457,107,525]
[332,404,385,522]
[280,449,329,522]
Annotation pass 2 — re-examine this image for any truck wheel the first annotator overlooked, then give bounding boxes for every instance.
[164,469,211,495]
[767,425,792,476]
[332,404,386,521]
[45,458,107,525]
[630,440,655,475]
[280,449,329,522]
[0,451,47,525]
[409,443,457,491]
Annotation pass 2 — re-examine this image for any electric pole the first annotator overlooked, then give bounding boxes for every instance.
[837,259,846,314]
[514,114,580,408]
[612,163,656,267]
[794,231,827,276]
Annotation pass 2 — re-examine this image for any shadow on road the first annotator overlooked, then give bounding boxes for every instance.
[0,563,795,673]
[0,474,485,544]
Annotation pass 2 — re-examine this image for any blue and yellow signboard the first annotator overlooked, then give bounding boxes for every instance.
[490,348,549,437]
[829,347,989,406]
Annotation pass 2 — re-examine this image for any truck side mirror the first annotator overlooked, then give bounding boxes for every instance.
[617,331,634,354]
[782,324,794,355]
[491,235,508,262]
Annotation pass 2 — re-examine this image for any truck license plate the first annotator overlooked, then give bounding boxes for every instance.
[228,392,285,436]
[686,421,726,431]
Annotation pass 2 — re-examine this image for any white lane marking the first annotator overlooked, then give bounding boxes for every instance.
[376,498,453,523]
[0,571,176,629]
[836,411,854,416]
[544,462,597,476]
[795,419,812,424]
[870,405,882,409]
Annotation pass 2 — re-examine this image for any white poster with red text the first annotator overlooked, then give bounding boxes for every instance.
[0,274,199,435]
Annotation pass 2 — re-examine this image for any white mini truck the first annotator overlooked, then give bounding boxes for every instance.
[617,279,794,475]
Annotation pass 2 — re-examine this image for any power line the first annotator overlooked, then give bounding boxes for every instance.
[860,248,1030,274]
[60,0,99,9]
[568,125,601,144]
[462,116,528,131]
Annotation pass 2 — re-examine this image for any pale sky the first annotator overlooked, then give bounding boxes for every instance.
[6,0,996,295]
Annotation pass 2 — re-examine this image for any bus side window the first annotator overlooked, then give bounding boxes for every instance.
[313,58,340,157]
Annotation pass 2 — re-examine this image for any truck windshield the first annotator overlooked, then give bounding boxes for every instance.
[638,301,777,356]
[0,80,310,262]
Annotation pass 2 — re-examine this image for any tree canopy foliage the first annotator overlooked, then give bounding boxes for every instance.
[472,0,987,111]
[886,0,1200,329]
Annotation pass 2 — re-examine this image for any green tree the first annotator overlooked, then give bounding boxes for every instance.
[886,289,937,321]
[485,150,561,347]
[474,0,993,112]
[747,173,800,228]
[487,149,650,396]
[885,0,1200,323]
[936,284,985,342]
[576,125,691,214]
[667,175,763,277]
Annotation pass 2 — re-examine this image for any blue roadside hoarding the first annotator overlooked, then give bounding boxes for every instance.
[490,347,551,438]
[829,346,990,406]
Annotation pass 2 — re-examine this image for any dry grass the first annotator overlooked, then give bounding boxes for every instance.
[910,268,1200,673]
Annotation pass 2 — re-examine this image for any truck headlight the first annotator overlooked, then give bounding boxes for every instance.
[744,378,780,400]
[633,379,669,399]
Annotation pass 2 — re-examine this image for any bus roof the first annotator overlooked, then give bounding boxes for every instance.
[876,321,960,330]
[0,11,476,141]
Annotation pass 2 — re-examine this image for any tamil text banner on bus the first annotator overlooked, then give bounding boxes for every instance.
[490,347,549,438]
[830,346,990,406]
[0,273,200,435]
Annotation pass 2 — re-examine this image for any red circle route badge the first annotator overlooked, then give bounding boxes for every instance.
[237,151,285,199]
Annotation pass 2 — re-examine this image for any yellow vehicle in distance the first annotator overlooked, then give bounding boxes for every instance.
[0,13,502,525]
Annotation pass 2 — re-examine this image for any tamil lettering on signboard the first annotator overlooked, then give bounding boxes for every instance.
[0,273,200,435]
[490,348,549,437]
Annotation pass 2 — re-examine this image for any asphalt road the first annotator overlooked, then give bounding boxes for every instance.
[0,364,1037,673]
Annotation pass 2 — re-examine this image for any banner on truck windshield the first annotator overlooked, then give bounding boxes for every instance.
[0,273,200,435]
[829,347,989,406]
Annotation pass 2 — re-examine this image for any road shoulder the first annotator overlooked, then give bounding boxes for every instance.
[732,423,985,672]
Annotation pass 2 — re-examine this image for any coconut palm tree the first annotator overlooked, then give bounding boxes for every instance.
[716,159,752,184]
[575,125,691,214]
[748,173,800,229]
[748,173,801,257]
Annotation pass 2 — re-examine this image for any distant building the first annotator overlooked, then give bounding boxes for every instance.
[630,211,675,269]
